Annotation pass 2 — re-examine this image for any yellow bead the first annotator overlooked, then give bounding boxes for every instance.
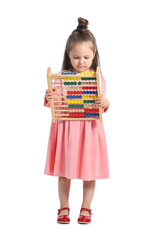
[72,100,74,103]
[80,72,83,75]
[64,77,66,80]
[88,72,91,75]
[77,77,79,80]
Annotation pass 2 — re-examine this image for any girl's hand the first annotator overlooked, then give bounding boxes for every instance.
[45,89,53,103]
[95,93,110,109]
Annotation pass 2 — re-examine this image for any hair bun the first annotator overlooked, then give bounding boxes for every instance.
[77,17,89,31]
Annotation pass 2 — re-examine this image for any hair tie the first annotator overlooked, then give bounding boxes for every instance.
[77,26,88,30]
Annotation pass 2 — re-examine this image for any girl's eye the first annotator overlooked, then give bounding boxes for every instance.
[85,57,89,59]
[73,57,79,59]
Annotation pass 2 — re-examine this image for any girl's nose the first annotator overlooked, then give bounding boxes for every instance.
[79,58,84,64]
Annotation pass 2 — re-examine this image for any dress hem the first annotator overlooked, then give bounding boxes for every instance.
[44,172,110,181]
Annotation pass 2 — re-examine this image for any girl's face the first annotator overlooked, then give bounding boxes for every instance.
[68,41,96,73]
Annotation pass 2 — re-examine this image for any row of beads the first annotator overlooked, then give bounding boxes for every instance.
[68,108,99,112]
[67,91,97,95]
[68,109,99,113]
[64,82,97,85]
[67,95,97,99]
[61,72,96,75]
[80,72,96,75]
[63,77,80,80]
[69,104,84,108]
[68,104,98,108]
[67,100,95,104]
[61,72,77,75]
[63,77,96,80]
[67,87,97,92]
[68,113,99,117]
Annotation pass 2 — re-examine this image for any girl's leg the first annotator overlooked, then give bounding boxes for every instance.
[58,177,71,215]
[81,180,96,216]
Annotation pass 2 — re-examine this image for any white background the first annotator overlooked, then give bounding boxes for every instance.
[0,0,166,239]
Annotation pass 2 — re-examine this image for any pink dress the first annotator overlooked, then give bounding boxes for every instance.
[44,70,110,181]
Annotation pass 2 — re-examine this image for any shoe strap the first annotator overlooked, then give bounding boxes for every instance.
[80,208,93,215]
[57,207,70,215]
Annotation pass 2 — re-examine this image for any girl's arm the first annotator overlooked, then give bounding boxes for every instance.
[44,71,66,110]
[44,90,51,107]
[96,74,110,113]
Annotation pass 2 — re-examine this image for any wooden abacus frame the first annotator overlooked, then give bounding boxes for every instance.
[47,66,103,122]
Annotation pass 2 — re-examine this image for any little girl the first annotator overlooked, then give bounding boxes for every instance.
[44,17,110,224]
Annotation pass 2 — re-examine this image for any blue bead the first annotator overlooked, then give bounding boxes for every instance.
[74,72,77,74]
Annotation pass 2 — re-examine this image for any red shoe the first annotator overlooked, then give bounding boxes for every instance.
[78,208,93,224]
[57,207,70,224]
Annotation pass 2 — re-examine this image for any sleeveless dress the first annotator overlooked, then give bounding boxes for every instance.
[44,70,110,180]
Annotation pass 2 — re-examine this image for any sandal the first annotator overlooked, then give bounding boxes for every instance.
[57,207,70,224]
[78,208,92,224]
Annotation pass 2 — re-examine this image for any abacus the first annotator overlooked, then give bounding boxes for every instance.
[47,66,103,122]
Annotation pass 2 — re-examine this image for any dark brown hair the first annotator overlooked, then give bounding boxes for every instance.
[61,17,101,72]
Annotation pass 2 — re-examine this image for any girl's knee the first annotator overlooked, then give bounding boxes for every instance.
[59,176,71,181]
